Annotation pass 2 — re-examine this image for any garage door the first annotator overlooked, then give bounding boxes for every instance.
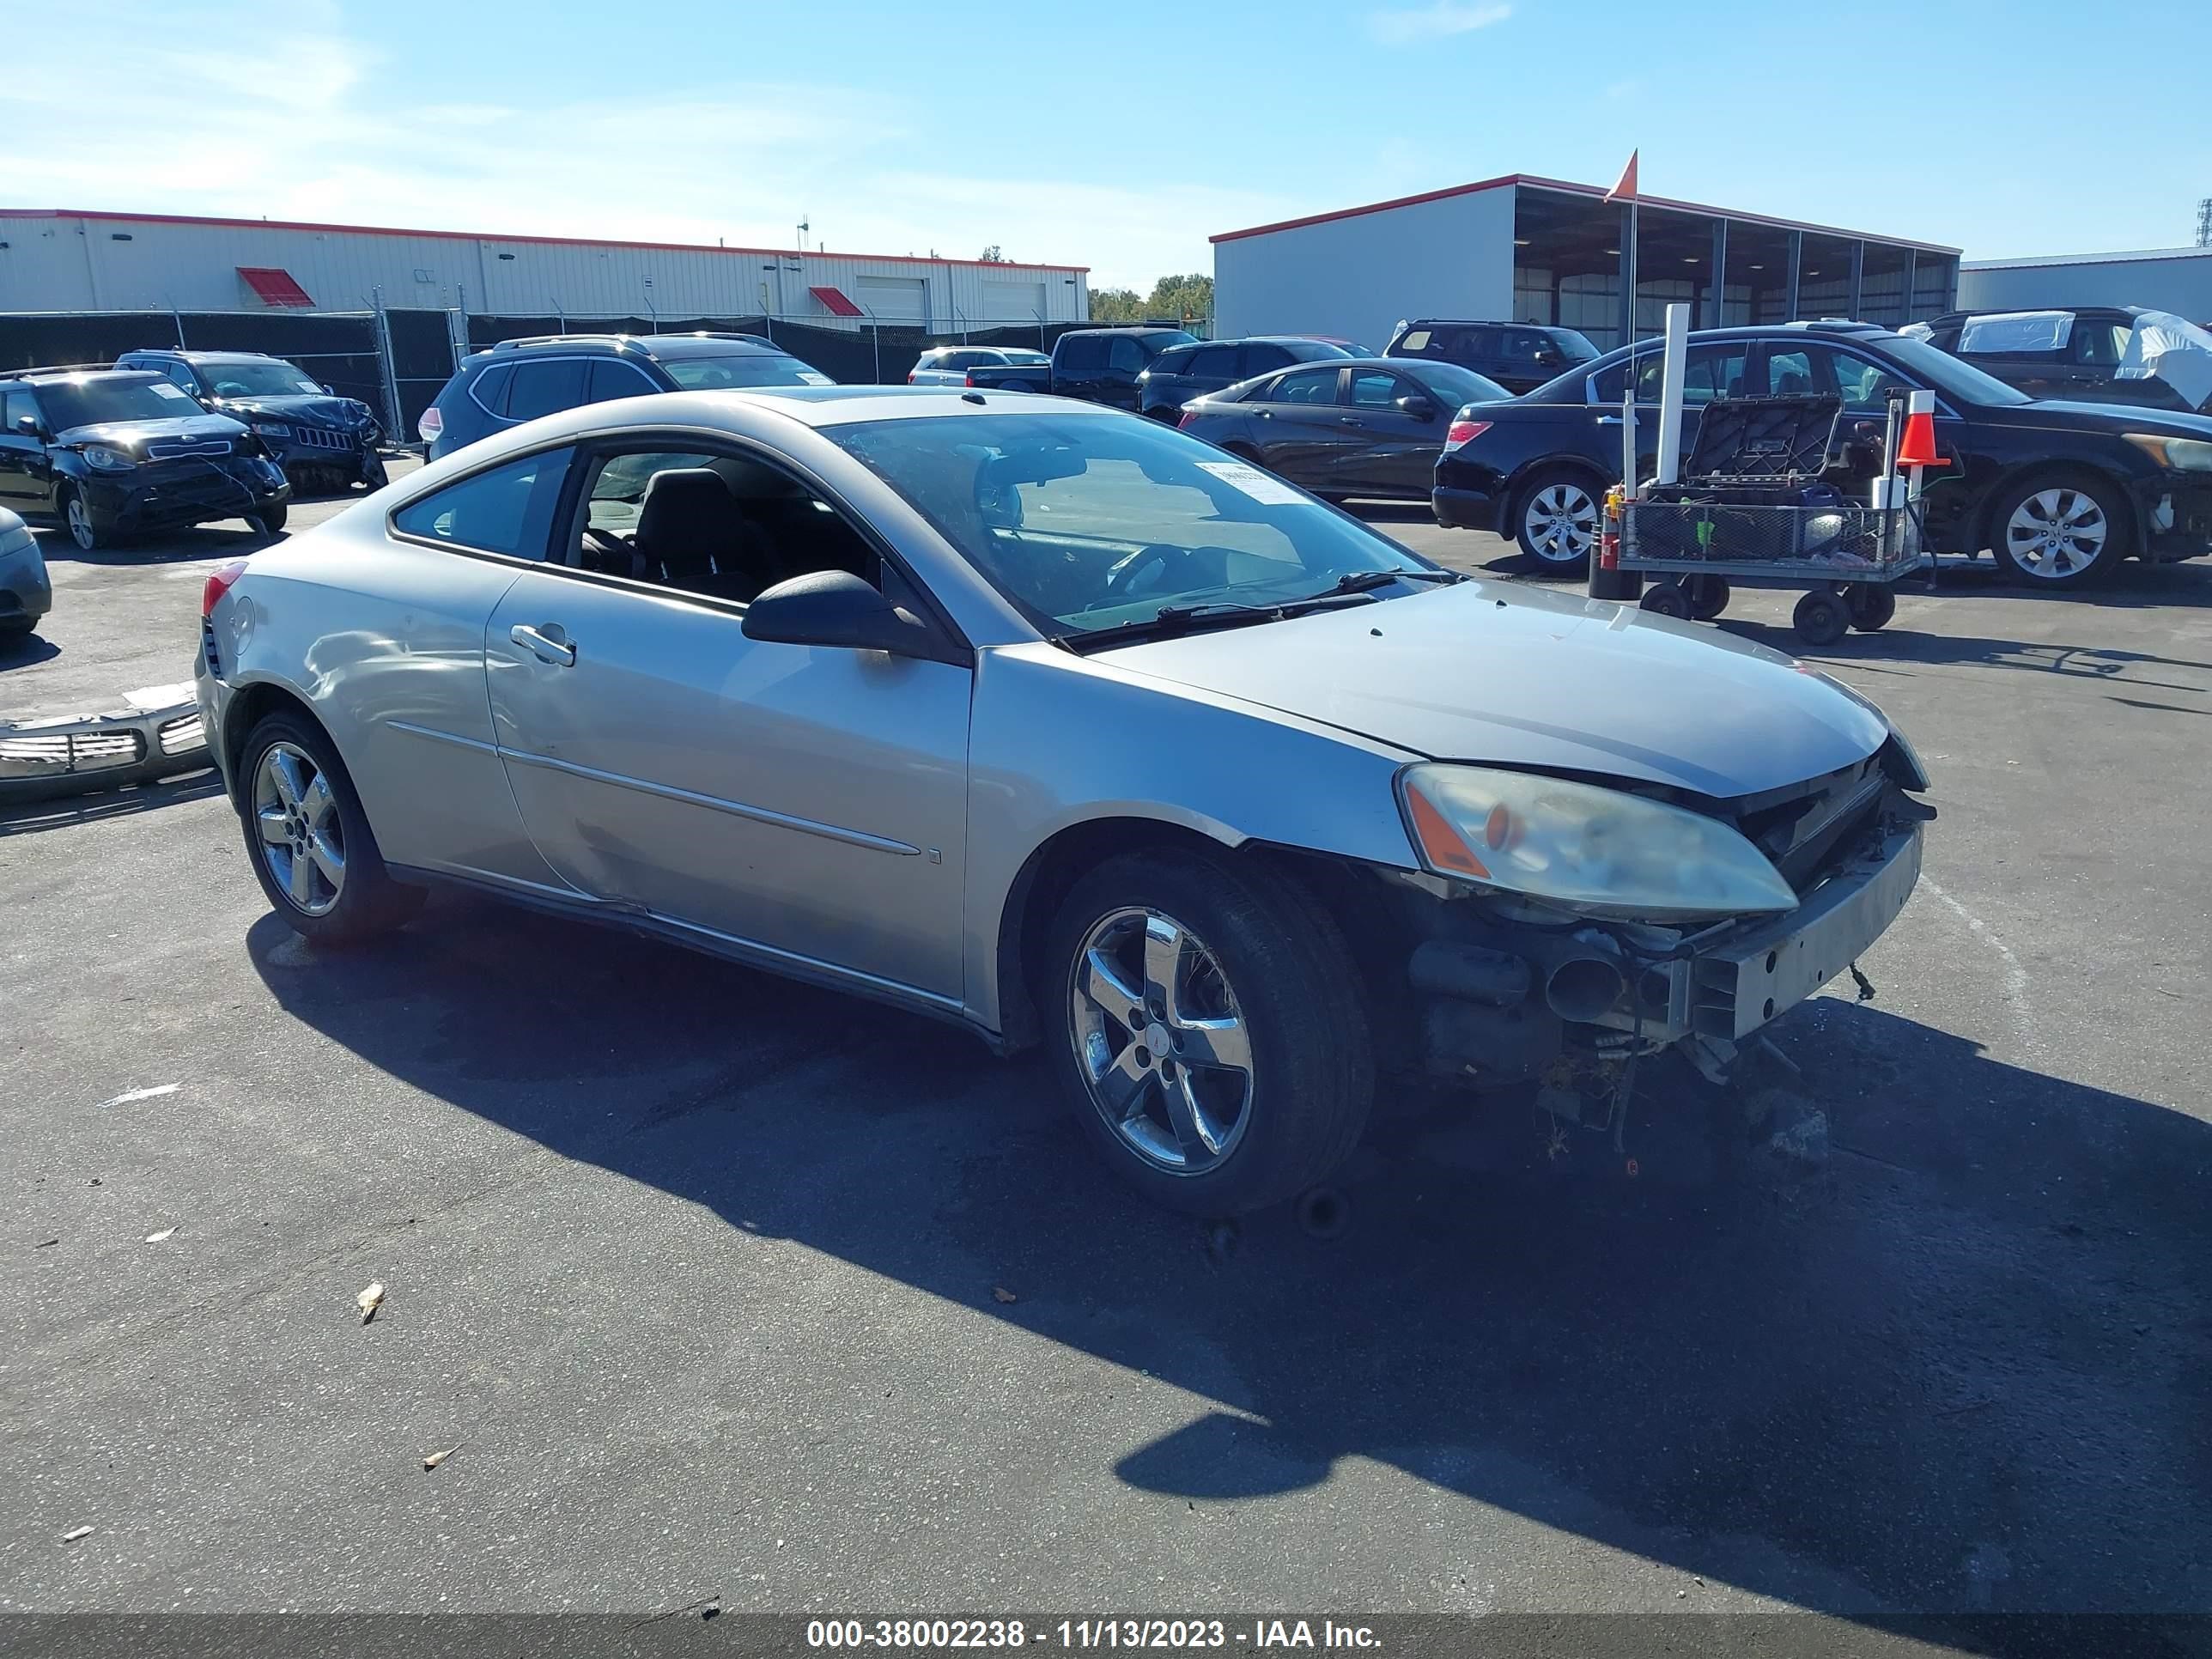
[855,275,928,324]
[983,279,1046,325]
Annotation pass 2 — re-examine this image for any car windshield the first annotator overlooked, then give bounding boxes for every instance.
[201,361,324,397]
[1547,329,1601,363]
[827,411,1437,637]
[1397,360,1511,405]
[1877,336,2033,406]
[37,376,204,428]
[653,348,825,390]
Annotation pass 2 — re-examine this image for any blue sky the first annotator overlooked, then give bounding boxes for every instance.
[8,0,2210,289]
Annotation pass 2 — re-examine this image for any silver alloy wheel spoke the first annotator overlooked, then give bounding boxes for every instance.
[253,741,345,917]
[1068,905,1255,1176]
[306,830,345,889]
[289,848,318,907]
[257,805,290,846]
[301,773,337,831]
[269,750,306,811]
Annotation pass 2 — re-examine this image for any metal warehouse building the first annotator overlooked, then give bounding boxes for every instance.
[1959,246,2212,325]
[0,209,1090,335]
[1212,173,1960,354]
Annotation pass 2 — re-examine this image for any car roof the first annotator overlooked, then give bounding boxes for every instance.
[1400,319,1577,331]
[477,331,782,361]
[123,349,283,363]
[14,368,165,386]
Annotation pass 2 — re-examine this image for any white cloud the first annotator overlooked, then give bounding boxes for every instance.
[1367,1,1512,45]
[0,0,1285,291]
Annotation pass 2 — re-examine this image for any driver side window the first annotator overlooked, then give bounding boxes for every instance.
[559,445,880,605]
[1270,368,1341,406]
[164,363,201,395]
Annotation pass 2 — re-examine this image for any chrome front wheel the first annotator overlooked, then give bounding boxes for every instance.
[1069,907,1255,1176]
[2004,488,2106,580]
[64,492,100,552]
[253,741,346,916]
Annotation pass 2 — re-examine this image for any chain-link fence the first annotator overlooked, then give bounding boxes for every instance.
[0,307,1157,445]
[1621,498,1923,578]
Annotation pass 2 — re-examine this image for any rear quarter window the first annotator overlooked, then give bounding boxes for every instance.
[391,449,570,557]
[467,362,515,416]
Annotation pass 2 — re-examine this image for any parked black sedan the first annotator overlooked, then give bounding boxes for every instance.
[1137,336,1354,420]
[1432,321,2212,587]
[1176,356,1508,502]
[115,349,386,495]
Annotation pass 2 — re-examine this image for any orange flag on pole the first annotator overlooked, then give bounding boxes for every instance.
[1604,150,1639,204]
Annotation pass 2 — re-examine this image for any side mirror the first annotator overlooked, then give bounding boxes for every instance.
[1396,395,1437,421]
[322,385,335,395]
[741,569,933,656]
[13,414,42,438]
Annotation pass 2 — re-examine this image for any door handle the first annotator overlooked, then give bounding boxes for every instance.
[1597,415,1624,426]
[509,623,575,666]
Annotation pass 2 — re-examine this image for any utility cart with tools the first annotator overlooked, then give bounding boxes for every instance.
[1613,392,1930,646]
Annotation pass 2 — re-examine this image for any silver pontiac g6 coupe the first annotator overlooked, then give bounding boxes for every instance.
[197,388,1930,1213]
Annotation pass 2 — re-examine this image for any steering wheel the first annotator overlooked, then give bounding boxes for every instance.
[1103,543,1194,600]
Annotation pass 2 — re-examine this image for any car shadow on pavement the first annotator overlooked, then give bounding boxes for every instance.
[33,523,280,568]
[0,632,62,672]
[242,895,2212,1632]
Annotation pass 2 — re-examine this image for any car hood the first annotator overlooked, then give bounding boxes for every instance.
[213,393,368,427]
[1988,399,2212,439]
[1092,579,1891,799]
[54,413,250,448]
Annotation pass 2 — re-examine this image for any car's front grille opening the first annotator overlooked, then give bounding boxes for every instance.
[158,713,206,757]
[0,729,145,777]
[290,427,351,452]
[146,439,233,460]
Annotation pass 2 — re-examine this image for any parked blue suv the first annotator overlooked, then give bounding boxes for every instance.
[418,333,828,459]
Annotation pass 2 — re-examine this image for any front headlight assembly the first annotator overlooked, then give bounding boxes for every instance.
[2124,433,2212,472]
[80,444,137,472]
[1397,763,1800,922]
[252,422,293,439]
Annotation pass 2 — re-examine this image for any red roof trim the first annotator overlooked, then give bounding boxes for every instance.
[1210,173,1960,256]
[0,207,1090,275]
[237,265,314,307]
[809,285,865,319]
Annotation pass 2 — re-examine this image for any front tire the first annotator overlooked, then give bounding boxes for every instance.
[1045,849,1375,1216]
[248,503,289,538]
[62,488,102,552]
[1989,472,2126,587]
[238,711,421,946]
[1514,466,1602,575]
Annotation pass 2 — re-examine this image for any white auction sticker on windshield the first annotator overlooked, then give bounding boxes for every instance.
[149,383,191,400]
[1197,459,1305,506]
[797,371,833,386]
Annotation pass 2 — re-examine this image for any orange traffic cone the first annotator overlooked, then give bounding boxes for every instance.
[1896,392,1945,470]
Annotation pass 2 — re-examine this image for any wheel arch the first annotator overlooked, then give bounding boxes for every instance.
[221,678,347,799]
[991,815,1364,1054]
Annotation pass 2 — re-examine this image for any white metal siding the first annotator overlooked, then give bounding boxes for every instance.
[1212,186,1517,351]
[1960,251,2212,323]
[0,214,1088,332]
[980,278,1046,327]
[854,275,927,324]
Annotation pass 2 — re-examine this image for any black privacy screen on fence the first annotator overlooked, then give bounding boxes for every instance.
[0,311,390,413]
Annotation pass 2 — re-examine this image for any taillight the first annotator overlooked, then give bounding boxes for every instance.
[907,372,916,383]
[1177,410,1197,428]
[417,404,444,443]
[203,559,249,619]
[1443,419,1491,450]
[963,371,978,387]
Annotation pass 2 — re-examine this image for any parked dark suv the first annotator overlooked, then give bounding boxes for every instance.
[1431,320,2212,588]
[1386,319,1601,395]
[116,349,387,495]
[0,369,290,550]
[1905,307,2212,414]
[1137,337,1353,420]
[418,333,827,459]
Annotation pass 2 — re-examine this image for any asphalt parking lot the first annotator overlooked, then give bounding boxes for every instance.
[5,474,2210,1642]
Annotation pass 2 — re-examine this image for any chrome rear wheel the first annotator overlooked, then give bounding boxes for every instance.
[253,741,346,916]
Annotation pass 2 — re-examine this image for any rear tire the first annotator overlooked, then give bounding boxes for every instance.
[1847,585,1897,631]
[248,503,289,538]
[237,711,422,947]
[1514,465,1603,576]
[1044,848,1375,1217]
[1687,574,1731,620]
[1638,580,1692,619]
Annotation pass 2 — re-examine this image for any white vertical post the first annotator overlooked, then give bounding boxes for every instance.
[1653,301,1690,487]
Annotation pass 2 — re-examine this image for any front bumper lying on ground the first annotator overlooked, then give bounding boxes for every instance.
[0,682,210,803]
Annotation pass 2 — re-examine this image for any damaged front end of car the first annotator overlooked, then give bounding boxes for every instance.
[1332,733,1932,1117]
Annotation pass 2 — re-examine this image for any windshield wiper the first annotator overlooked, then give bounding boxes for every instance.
[1064,568,1454,652]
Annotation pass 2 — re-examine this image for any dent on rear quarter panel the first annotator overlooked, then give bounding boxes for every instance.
[961,643,1420,1034]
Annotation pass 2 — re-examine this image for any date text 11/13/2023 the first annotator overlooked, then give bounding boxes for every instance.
[805,1618,1382,1649]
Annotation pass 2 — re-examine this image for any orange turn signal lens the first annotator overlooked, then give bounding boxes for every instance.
[1405,783,1490,879]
